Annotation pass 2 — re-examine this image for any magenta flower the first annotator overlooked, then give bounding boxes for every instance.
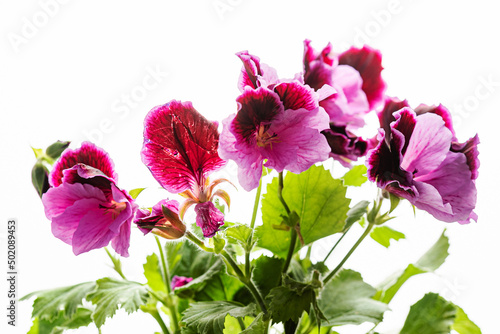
[219,83,331,191]
[134,199,185,240]
[303,40,386,130]
[321,124,372,168]
[194,201,225,238]
[171,275,193,289]
[141,101,229,238]
[367,105,479,224]
[42,142,137,256]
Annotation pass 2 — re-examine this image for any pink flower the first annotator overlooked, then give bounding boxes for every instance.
[134,199,186,240]
[367,105,479,224]
[42,142,137,257]
[171,275,193,289]
[194,202,225,238]
[141,101,229,237]
[321,124,372,168]
[303,40,386,130]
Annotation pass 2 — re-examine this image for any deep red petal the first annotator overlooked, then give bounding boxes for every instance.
[273,82,318,111]
[50,142,117,187]
[339,46,386,109]
[142,101,226,194]
[236,51,262,90]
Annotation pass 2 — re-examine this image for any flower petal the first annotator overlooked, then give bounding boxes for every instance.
[273,81,319,111]
[142,101,226,194]
[194,201,224,238]
[414,103,455,139]
[236,51,279,91]
[50,142,117,187]
[451,134,480,180]
[338,45,386,109]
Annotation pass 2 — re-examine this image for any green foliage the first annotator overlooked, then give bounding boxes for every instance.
[195,271,244,301]
[452,305,482,334]
[319,269,388,326]
[143,253,166,293]
[45,140,70,159]
[21,282,96,321]
[258,165,350,257]
[173,259,224,298]
[345,200,370,229]
[129,188,146,199]
[252,255,284,298]
[212,234,226,254]
[240,313,267,334]
[27,308,93,334]
[226,224,254,252]
[182,301,256,334]
[370,226,405,248]
[400,293,456,333]
[86,278,148,328]
[341,165,367,187]
[374,231,449,304]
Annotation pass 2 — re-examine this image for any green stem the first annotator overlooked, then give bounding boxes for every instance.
[282,228,297,276]
[149,308,172,334]
[246,178,263,277]
[323,223,374,285]
[278,172,291,214]
[237,317,246,331]
[185,231,214,252]
[104,247,126,280]
[221,250,268,315]
[322,227,351,263]
[155,236,180,333]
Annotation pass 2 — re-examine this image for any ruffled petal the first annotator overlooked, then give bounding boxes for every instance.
[194,201,224,238]
[273,81,319,111]
[236,51,279,91]
[322,124,369,167]
[414,104,455,139]
[50,142,117,187]
[142,101,226,194]
[338,45,386,109]
[377,97,410,136]
[451,134,480,180]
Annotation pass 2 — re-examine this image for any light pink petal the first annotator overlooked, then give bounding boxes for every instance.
[451,134,480,180]
[111,216,132,257]
[42,182,106,220]
[236,51,279,91]
[400,112,452,176]
[414,104,455,139]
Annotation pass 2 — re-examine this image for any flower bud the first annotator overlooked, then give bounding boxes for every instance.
[31,162,50,198]
[46,140,71,160]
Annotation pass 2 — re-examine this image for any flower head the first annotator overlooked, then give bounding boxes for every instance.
[219,52,332,191]
[134,199,185,239]
[171,275,193,289]
[367,104,479,224]
[42,142,137,256]
[321,124,372,168]
[303,40,386,130]
[141,101,229,237]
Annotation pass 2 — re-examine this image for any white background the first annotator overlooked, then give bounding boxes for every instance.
[1,0,499,333]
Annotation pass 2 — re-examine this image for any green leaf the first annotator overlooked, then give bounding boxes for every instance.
[196,272,244,302]
[226,225,254,251]
[374,231,449,304]
[174,259,224,298]
[214,198,226,214]
[212,234,226,254]
[345,200,370,229]
[32,147,45,159]
[267,285,316,324]
[258,166,350,257]
[45,140,70,160]
[400,293,456,333]
[341,165,367,187]
[182,301,256,334]
[129,188,146,200]
[319,269,388,326]
[28,308,93,334]
[86,278,148,327]
[252,256,284,298]
[388,192,401,213]
[370,226,405,248]
[240,313,266,334]
[451,305,482,334]
[143,253,166,293]
[21,282,96,321]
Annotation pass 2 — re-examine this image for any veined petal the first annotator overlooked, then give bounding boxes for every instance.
[378,96,410,137]
[338,45,386,109]
[273,81,319,111]
[194,201,224,238]
[142,101,226,194]
[50,142,117,187]
[236,51,279,91]
[451,134,480,180]
[415,103,455,139]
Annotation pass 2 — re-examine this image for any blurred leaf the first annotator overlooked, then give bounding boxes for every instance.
[27,308,93,334]
[212,234,226,254]
[226,224,253,252]
[45,141,70,160]
[196,271,244,302]
[341,165,367,187]
[143,253,166,293]
[86,278,148,328]
[319,269,388,326]
[182,301,256,334]
[370,226,405,248]
[21,282,96,321]
[374,231,449,304]
[345,200,370,229]
[240,313,266,334]
[174,259,224,298]
[451,305,482,334]
[400,293,456,333]
[267,285,315,324]
[129,188,146,200]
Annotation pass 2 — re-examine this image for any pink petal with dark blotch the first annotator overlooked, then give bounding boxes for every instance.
[236,51,279,92]
[142,101,226,194]
[415,104,455,139]
[194,201,224,238]
[400,111,452,177]
[50,142,117,187]
[273,81,319,111]
[339,45,386,109]
[378,96,410,135]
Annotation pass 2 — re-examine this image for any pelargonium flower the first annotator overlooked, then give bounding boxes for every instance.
[303,40,386,130]
[42,142,137,256]
[367,104,479,224]
[219,81,331,191]
[171,275,193,289]
[134,199,185,240]
[321,124,372,167]
[142,101,229,238]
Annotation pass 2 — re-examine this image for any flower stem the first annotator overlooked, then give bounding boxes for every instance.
[278,172,291,214]
[221,250,268,315]
[185,231,214,252]
[149,308,171,334]
[246,178,262,277]
[282,228,297,276]
[155,236,180,333]
[322,227,352,263]
[323,222,374,285]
